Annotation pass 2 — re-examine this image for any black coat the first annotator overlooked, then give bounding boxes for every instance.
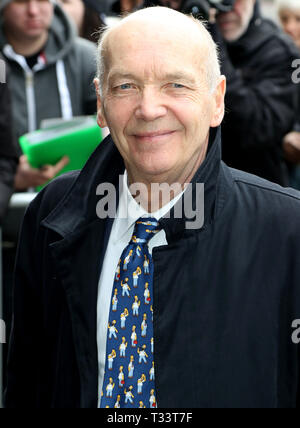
[217,4,299,186]
[0,56,17,223]
[5,127,300,408]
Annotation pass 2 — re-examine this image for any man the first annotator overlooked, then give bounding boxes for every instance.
[0,0,97,190]
[4,7,300,408]
[144,0,299,185]
[215,0,299,185]
[0,55,17,222]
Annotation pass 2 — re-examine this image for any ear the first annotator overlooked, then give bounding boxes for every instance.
[94,78,108,129]
[210,75,226,128]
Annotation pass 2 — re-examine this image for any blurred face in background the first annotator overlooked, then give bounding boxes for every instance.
[217,0,256,42]
[3,0,53,40]
[279,7,300,48]
[120,0,144,13]
[58,0,85,33]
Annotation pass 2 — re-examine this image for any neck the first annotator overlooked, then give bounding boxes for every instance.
[126,134,209,213]
[4,28,48,57]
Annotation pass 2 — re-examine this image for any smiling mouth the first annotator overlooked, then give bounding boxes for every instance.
[133,131,176,142]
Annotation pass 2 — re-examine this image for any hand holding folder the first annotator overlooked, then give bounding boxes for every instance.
[17,116,103,191]
[15,155,70,191]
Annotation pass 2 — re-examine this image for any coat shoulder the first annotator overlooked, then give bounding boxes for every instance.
[252,18,299,61]
[230,168,300,224]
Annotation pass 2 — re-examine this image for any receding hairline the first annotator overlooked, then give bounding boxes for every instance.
[96,6,221,94]
[100,7,213,57]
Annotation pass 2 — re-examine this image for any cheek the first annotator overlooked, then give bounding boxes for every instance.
[5,9,23,26]
[105,100,133,132]
[233,0,246,21]
[103,101,134,154]
[41,6,53,23]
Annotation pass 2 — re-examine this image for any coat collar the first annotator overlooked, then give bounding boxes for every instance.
[42,126,233,241]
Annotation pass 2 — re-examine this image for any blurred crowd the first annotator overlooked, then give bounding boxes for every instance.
[1,0,300,388]
[0,0,300,214]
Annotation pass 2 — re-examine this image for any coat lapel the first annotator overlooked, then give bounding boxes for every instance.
[49,217,114,408]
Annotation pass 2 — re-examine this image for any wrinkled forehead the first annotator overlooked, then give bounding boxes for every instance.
[104,18,209,80]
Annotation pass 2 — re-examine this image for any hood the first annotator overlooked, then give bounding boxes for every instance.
[0,2,76,64]
[0,0,11,12]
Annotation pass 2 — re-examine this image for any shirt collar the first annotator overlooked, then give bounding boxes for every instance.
[114,170,184,243]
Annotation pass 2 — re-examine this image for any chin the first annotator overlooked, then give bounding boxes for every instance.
[136,162,175,179]
[134,153,177,177]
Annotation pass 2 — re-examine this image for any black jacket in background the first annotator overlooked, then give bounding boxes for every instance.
[142,1,298,185]
[0,57,17,223]
[217,3,299,185]
[4,127,300,408]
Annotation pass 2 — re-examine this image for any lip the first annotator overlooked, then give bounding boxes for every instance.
[218,20,236,26]
[133,131,176,142]
[26,20,42,27]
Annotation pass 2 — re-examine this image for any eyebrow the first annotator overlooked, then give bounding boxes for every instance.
[108,71,197,85]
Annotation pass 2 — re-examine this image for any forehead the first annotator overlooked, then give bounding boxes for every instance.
[105,20,207,81]
[280,7,300,15]
[4,0,52,13]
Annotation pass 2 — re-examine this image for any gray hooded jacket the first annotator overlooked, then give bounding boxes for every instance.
[0,1,97,147]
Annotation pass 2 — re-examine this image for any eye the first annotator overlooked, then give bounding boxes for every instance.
[168,83,187,90]
[119,83,133,90]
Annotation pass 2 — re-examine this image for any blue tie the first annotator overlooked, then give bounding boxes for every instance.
[100,217,161,409]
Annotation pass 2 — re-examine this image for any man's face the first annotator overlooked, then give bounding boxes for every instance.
[3,0,53,40]
[217,0,256,42]
[96,20,225,183]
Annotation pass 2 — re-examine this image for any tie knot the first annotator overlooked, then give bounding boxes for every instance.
[130,217,161,245]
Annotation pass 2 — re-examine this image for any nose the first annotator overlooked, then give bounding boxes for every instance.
[135,87,168,122]
[27,0,40,16]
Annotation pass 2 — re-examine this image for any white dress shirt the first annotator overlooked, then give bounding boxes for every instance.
[97,170,184,406]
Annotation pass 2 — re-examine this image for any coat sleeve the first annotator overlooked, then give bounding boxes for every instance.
[0,77,18,223]
[210,24,298,151]
[4,194,45,408]
[0,158,17,224]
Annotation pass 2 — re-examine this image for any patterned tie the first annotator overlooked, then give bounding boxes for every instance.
[100,217,161,409]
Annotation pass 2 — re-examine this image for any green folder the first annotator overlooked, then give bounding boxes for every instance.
[19,116,103,188]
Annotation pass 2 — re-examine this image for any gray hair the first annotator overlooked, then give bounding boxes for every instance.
[95,7,221,97]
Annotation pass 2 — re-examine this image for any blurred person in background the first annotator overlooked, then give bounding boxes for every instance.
[278,0,300,48]
[109,0,144,14]
[0,56,17,223]
[143,0,299,186]
[58,0,105,43]
[277,0,300,190]
[0,0,97,191]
